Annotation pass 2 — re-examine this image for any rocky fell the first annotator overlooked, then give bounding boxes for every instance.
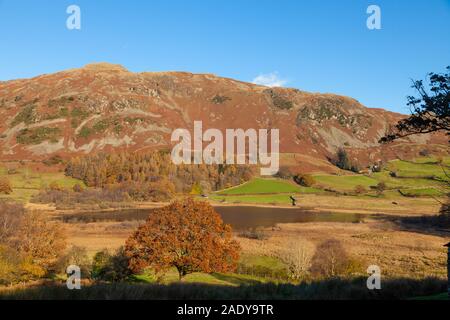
[0,63,447,173]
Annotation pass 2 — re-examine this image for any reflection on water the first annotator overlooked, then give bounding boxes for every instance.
[59,206,366,230]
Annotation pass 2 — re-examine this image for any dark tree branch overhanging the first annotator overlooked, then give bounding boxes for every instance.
[380,66,450,144]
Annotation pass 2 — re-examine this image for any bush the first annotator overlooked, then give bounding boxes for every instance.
[375,182,387,195]
[0,203,66,284]
[238,228,270,240]
[7,168,17,175]
[0,178,12,194]
[72,183,84,193]
[335,148,351,170]
[0,245,45,285]
[310,239,356,278]
[16,127,61,145]
[0,200,25,243]
[49,181,64,191]
[276,166,293,179]
[15,211,66,271]
[91,247,132,282]
[264,89,293,110]
[293,174,315,187]
[354,185,367,195]
[11,104,36,126]
[277,240,314,281]
[333,148,361,173]
[211,95,231,104]
[43,155,64,166]
[55,246,91,277]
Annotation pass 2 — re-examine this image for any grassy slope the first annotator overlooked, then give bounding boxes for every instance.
[218,178,316,195]
[132,254,287,286]
[0,166,84,202]
[314,175,378,190]
[212,157,449,204]
[212,177,323,205]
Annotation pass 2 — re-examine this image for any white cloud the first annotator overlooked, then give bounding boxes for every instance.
[252,72,288,87]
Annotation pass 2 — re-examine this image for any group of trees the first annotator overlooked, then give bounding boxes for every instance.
[0,201,66,285]
[65,151,254,195]
[333,148,360,173]
[1,198,241,285]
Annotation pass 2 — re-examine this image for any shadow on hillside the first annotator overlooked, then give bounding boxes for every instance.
[0,277,446,300]
[378,214,450,238]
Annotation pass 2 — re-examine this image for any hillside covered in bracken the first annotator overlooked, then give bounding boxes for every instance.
[0,63,447,173]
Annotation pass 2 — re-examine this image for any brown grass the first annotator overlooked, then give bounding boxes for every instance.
[240,220,449,279]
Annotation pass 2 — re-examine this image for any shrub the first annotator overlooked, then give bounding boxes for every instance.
[238,228,270,240]
[375,182,387,195]
[78,126,93,138]
[350,164,360,173]
[310,239,354,278]
[49,181,64,191]
[43,155,64,166]
[91,247,132,282]
[334,148,351,170]
[55,246,91,277]
[16,127,61,145]
[11,104,36,126]
[7,168,17,175]
[277,240,314,281]
[265,89,293,110]
[16,211,66,271]
[354,185,367,195]
[276,166,293,179]
[72,184,84,193]
[0,203,66,284]
[293,174,315,187]
[0,177,13,194]
[211,95,231,104]
[0,201,25,243]
[190,182,203,195]
[0,245,46,285]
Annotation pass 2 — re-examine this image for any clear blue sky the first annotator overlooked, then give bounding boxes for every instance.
[0,0,449,114]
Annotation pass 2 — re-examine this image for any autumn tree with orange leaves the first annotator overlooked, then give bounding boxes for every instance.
[125,198,240,280]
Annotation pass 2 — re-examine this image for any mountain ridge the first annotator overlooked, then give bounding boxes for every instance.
[0,63,447,173]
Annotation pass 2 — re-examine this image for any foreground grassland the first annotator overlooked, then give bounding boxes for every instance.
[2,217,448,300]
[0,156,449,300]
[1,277,447,300]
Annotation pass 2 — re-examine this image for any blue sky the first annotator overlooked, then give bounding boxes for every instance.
[0,0,449,114]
